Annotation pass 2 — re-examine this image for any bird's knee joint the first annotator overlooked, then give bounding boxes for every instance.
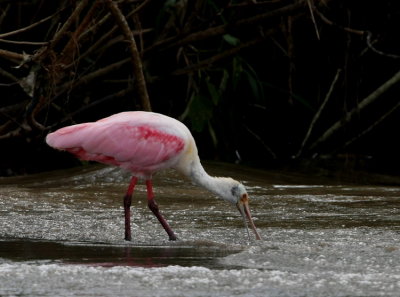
[148,200,159,212]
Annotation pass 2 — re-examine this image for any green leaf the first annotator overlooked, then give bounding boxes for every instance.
[206,78,220,105]
[232,57,243,90]
[208,121,218,147]
[187,94,214,132]
[243,63,264,102]
[243,70,262,101]
[223,34,240,46]
[219,70,229,94]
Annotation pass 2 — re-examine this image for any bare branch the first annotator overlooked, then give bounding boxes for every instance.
[170,35,266,76]
[0,49,24,63]
[0,39,48,46]
[106,0,152,111]
[315,8,400,59]
[0,127,24,140]
[59,1,99,62]
[59,86,135,126]
[57,58,130,94]
[341,100,400,151]
[296,69,342,157]
[0,9,63,39]
[126,0,153,17]
[244,124,277,159]
[309,69,400,152]
[306,0,320,40]
[0,67,18,82]
[314,7,364,36]
[49,0,90,49]
[365,32,400,59]
[146,0,307,53]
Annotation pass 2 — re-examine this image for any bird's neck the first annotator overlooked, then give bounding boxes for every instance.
[186,157,231,201]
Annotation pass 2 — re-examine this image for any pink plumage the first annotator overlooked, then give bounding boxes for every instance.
[46,111,188,179]
[46,111,261,241]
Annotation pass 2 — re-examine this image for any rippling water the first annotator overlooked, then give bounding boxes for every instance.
[0,164,399,296]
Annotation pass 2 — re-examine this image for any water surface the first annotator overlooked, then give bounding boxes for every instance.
[0,164,399,296]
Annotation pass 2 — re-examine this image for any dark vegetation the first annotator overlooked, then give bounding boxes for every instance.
[0,0,399,178]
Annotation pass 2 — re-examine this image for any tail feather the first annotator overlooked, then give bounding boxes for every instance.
[46,123,91,149]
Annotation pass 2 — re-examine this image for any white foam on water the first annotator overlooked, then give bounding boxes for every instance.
[1,258,399,297]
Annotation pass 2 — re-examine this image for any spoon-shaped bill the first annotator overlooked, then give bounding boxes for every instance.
[236,195,261,240]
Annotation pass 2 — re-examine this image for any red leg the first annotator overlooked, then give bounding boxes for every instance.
[124,176,138,241]
[146,180,177,241]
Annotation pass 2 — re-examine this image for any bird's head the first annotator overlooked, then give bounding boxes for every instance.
[219,179,261,240]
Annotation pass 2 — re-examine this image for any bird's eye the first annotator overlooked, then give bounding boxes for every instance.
[231,185,239,196]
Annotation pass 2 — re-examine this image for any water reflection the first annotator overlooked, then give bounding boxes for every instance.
[0,239,240,268]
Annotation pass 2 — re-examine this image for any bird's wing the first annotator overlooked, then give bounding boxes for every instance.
[47,122,185,168]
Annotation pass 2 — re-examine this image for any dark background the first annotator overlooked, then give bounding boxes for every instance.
[0,0,399,180]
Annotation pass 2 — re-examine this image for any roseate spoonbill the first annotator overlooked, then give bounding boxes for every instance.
[46,111,261,241]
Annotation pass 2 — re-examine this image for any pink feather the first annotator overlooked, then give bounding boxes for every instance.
[46,112,186,178]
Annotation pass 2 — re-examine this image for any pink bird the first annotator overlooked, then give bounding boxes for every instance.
[46,111,261,241]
